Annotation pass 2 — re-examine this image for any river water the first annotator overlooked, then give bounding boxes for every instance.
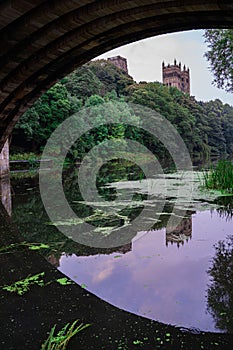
[8,162,233,334]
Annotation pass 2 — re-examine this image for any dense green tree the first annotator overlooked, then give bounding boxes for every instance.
[86,59,134,96]
[200,99,227,159]
[68,95,82,114]
[85,94,105,107]
[204,29,233,92]
[14,83,70,151]
[62,60,134,100]
[69,98,140,161]
[222,103,233,156]
[127,82,211,161]
[62,66,104,100]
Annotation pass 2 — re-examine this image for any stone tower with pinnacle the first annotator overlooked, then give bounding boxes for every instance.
[162,59,190,94]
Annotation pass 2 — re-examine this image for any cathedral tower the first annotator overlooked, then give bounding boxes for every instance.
[107,55,128,74]
[162,59,190,94]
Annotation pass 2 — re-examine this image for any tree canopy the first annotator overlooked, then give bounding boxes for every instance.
[204,29,233,92]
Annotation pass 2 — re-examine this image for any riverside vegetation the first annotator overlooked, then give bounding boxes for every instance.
[202,160,233,193]
[41,321,90,350]
[11,59,233,165]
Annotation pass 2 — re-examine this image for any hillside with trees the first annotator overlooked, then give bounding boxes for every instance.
[12,59,233,164]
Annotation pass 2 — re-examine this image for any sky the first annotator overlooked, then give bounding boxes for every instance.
[97,29,233,106]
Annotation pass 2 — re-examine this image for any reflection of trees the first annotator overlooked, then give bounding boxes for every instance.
[12,164,197,259]
[12,187,132,259]
[207,235,233,332]
[12,173,133,262]
[12,167,193,256]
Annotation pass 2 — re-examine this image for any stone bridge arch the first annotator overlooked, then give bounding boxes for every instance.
[0,0,233,150]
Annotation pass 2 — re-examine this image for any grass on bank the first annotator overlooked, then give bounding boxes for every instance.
[41,320,90,350]
[9,152,40,161]
[201,160,233,194]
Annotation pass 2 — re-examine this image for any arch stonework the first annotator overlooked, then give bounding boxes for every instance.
[0,0,233,151]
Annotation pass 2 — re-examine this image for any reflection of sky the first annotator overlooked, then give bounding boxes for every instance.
[59,210,232,332]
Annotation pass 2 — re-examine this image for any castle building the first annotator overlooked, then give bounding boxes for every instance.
[107,55,128,74]
[162,59,190,94]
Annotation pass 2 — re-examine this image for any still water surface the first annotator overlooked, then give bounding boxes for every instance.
[59,211,231,333]
[10,163,233,334]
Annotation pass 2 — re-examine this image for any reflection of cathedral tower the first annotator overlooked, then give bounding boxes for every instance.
[166,216,192,248]
[162,59,190,94]
[116,242,132,254]
[47,254,60,268]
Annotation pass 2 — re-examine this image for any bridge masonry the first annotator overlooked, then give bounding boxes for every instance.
[0,139,9,178]
[0,1,233,153]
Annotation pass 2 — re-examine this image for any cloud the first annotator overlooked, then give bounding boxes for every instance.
[92,259,115,284]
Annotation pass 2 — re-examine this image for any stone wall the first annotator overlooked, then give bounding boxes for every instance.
[0,175,11,216]
[0,139,9,177]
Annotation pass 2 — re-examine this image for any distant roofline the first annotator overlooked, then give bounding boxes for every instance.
[162,59,189,72]
[108,55,127,60]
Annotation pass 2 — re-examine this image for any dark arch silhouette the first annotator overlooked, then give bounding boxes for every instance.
[0,0,233,150]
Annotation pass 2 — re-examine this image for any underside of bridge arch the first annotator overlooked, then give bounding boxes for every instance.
[0,0,233,151]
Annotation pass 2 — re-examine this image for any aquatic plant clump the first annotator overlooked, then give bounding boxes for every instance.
[2,272,46,295]
[202,160,233,194]
[41,320,90,350]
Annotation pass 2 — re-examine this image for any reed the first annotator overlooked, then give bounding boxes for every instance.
[41,320,90,350]
[202,160,233,193]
